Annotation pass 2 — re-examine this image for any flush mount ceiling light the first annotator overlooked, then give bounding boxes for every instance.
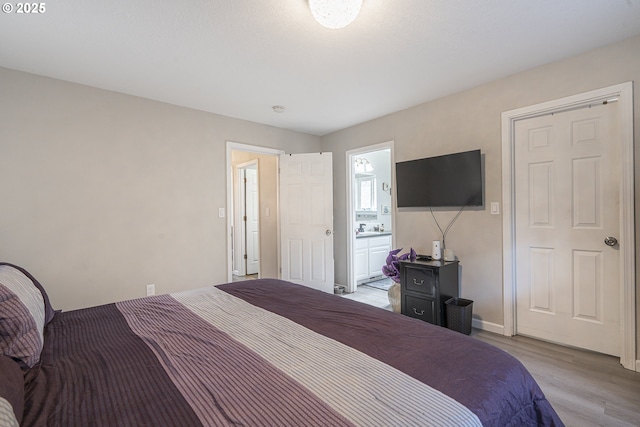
[308,0,362,29]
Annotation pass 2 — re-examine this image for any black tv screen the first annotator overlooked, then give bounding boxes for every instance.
[396,149,483,208]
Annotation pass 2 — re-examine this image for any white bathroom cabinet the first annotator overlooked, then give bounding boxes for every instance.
[355,234,391,284]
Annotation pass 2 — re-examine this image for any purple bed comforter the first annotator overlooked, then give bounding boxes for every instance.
[20,278,563,426]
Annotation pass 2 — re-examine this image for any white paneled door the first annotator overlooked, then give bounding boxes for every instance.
[280,153,334,293]
[515,102,621,356]
[245,167,260,275]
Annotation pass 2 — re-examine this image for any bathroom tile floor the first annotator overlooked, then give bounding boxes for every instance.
[340,283,392,311]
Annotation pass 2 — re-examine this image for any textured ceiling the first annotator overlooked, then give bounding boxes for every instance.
[1,0,640,135]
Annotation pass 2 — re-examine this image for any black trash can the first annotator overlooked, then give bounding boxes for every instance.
[445,297,473,335]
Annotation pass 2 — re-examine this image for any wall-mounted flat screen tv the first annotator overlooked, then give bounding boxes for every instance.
[396,149,483,208]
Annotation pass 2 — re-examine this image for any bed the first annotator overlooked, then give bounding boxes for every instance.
[0,263,563,426]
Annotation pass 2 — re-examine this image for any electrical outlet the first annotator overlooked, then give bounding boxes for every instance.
[146,284,155,296]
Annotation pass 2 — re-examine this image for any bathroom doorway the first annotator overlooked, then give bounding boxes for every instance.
[346,141,395,293]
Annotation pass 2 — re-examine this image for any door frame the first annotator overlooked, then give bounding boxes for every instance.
[226,142,284,283]
[501,82,636,370]
[345,141,395,293]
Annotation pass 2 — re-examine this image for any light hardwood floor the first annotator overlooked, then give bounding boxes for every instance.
[341,285,640,427]
[473,330,640,427]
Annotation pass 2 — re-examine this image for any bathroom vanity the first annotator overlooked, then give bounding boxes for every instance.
[354,232,391,284]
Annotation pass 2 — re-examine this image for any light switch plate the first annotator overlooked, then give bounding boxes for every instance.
[490,202,500,215]
[218,208,225,218]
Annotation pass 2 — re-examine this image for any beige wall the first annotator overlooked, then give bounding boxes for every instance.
[231,151,279,278]
[0,67,320,311]
[1,34,638,354]
[322,35,640,344]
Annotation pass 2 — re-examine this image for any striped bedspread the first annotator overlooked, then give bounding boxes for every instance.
[22,279,563,426]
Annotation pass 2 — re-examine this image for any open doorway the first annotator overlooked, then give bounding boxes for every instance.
[226,143,336,292]
[227,142,283,283]
[346,141,395,293]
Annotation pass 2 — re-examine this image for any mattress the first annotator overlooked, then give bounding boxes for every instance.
[9,278,563,426]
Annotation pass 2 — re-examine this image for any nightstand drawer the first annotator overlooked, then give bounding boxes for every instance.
[404,295,436,323]
[404,266,436,295]
[399,259,458,326]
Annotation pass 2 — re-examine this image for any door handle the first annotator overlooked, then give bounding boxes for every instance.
[604,236,618,247]
[326,229,332,236]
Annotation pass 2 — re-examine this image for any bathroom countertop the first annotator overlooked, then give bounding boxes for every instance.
[355,231,392,238]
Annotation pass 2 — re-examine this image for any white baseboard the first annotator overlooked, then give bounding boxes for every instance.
[472,318,506,335]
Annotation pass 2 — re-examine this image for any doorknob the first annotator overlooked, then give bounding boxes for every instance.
[326,229,332,236]
[604,236,618,247]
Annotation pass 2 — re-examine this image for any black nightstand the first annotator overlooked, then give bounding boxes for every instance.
[399,259,459,326]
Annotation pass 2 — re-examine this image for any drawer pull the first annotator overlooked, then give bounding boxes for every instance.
[413,308,424,316]
[412,278,424,285]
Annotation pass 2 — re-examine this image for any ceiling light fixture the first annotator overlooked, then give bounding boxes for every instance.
[308,0,362,29]
[354,157,373,173]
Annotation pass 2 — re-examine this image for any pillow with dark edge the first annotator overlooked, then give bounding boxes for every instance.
[0,355,24,425]
[0,263,55,325]
[0,268,45,368]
